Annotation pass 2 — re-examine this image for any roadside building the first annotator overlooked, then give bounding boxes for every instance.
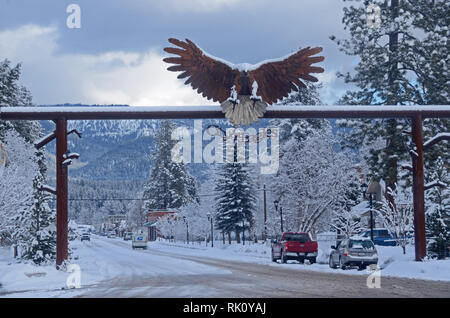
[144,210,178,241]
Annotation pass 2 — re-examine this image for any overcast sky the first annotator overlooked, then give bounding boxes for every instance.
[0,0,357,106]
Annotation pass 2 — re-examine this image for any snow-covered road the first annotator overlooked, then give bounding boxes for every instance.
[1,236,449,298]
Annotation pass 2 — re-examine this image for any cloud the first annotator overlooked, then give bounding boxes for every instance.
[0,24,213,106]
[154,0,246,12]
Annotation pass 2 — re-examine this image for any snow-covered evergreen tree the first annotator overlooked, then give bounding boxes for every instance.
[425,157,450,259]
[20,175,56,265]
[143,120,199,210]
[272,82,327,143]
[0,59,40,143]
[333,0,449,189]
[214,143,256,244]
[0,131,38,257]
[0,58,58,264]
[332,173,364,237]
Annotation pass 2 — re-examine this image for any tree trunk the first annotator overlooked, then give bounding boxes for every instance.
[222,232,225,245]
[227,232,231,244]
[235,231,241,244]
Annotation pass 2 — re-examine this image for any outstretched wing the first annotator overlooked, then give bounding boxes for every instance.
[163,38,240,103]
[249,47,324,105]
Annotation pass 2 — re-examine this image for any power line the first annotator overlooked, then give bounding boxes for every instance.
[60,188,277,201]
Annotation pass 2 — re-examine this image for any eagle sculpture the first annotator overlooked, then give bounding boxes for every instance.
[163,38,324,126]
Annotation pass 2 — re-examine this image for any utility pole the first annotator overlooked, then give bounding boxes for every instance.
[263,184,267,241]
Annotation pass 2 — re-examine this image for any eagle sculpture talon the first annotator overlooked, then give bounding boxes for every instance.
[163,38,324,126]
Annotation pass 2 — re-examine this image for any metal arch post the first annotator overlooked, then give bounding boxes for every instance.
[56,117,69,269]
[411,114,426,261]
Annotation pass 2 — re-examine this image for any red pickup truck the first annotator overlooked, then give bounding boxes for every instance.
[271,232,318,264]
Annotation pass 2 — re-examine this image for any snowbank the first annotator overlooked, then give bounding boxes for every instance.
[152,240,450,282]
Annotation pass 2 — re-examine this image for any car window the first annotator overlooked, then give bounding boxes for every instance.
[283,233,310,242]
[377,230,390,237]
[349,240,374,249]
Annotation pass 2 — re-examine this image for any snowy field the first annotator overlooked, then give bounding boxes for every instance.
[0,235,449,297]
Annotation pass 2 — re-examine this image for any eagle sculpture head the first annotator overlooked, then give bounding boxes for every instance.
[163,38,324,126]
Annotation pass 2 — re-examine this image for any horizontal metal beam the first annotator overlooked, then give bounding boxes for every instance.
[1,105,450,121]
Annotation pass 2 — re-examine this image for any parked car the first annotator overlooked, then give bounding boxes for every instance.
[81,232,90,242]
[271,232,318,264]
[361,228,397,246]
[123,232,133,241]
[329,237,378,270]
[107,231,117,239]
[68,233,77,241]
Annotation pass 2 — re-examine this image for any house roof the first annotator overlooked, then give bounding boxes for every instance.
[351,201,370,217]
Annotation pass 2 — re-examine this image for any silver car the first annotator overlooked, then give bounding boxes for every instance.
[329,237,378,270]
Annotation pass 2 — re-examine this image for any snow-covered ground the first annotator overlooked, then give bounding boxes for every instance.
[149,239,450,282]
[0,237,229,297]
[0,236,448,297]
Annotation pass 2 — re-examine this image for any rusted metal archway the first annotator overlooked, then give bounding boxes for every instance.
[1,105,449,267]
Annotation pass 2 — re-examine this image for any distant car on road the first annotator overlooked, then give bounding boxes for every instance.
[329,237,378,270]
[107,232,117,239]
[123,232,133,241]
[361,228,397,246]
[271,232,318,264]
[81,232,90,242]
[132,232,148,250]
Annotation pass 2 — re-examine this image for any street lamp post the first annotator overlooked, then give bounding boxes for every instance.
[207,213,214,248]
[242,219,245,246]
[361,182,378,243]
[183,216,189,244]
[274,200,284,233]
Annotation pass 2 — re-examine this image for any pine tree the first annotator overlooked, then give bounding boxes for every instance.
[0,59,58,263]
[21,175,56,265]
[214,140,256,244]
[272,82,327,142]
[143,120,198,210]
[425,157,450,259]
[332,173,364,237]
[0,59,40,143]
[332,0,449,189]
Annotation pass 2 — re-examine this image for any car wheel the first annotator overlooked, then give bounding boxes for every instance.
[298,258,305,264]
[271,250,277,262]
[281,250,287,264]
[329,256,335,268]
[339,257,346,270]
[309,257,316,264]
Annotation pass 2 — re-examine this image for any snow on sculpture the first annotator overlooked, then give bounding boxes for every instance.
[163,38,325,126]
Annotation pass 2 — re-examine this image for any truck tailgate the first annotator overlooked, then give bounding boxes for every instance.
[285,241,318,253]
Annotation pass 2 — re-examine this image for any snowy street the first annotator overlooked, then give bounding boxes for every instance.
[1,235,449,298]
